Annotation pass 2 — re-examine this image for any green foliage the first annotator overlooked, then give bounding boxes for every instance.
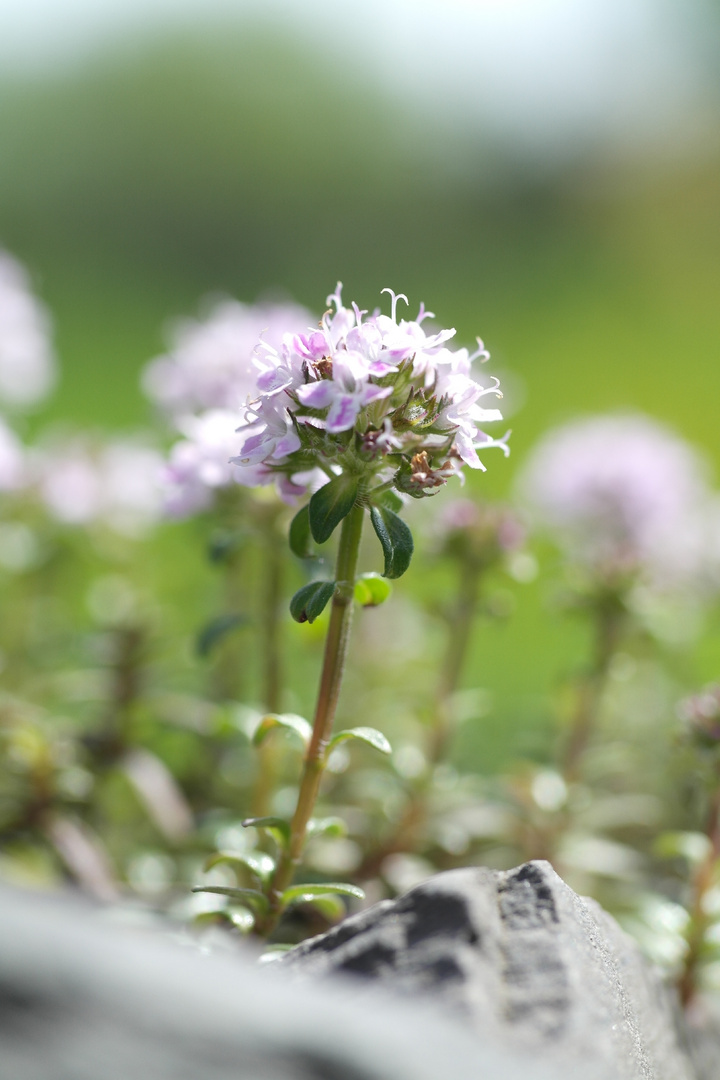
[369,505,414,578]
[281,882,365,908]
[205,850,276,885]
[326,727,392,758]
[252,714,313,750]
[242,817,291,848]
[289,581,335,623]
[191,886,270,915]
[289,505,315,560]
[308,476,359,544]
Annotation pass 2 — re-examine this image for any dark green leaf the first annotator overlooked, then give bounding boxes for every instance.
[354,572,393,608]
[242,816,291,848]
[309,474,359,544]
[204,850,276,884]
[252,713,312,748]
[370,505,414,579]
[327,726,392,757]
[191,886,269,914]
[196,613,247,657]
[281,882,365,907]
[290,581,335,624]
[289,504,315,559]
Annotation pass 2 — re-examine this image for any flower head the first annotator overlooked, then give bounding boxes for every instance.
[433,497,525,568]
[232,284,508,497]
[0,250,56,410]
[34,437,165,537]
[517,413,715,589]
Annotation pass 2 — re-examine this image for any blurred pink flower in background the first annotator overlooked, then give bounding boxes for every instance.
[0,250,56,410]
[34,438,165,537]
[517,413,717,590]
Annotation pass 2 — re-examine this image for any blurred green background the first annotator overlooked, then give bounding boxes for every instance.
[2,0,720,771]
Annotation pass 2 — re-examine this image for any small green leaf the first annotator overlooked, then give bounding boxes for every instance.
[204,850,276,884]
[373,489,403,513]
[289,504,315,559]
[242,816,291,848]
[307,816,348,838]
[354,572,393,608]
[252,713,312,749]
[304,894,347,921]
[196,613,247,657]
[193,909,255,933]
[327,726,392,757]
[370,505,414,579]
[309,474,359,544]
[281,882,365,908]
[290,581,335,624]
[191,886,270,914]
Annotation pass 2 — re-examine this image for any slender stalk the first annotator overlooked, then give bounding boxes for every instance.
[562,599,624,784]
[429,562,483,765]
[356,560,483,881]
[678,783,720,1007]
[257,502,365,935]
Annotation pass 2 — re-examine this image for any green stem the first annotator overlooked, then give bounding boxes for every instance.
[562,599,624,783]
[355,559,483,881]
[679,782,720,1007]
[429,561,483,765]
[257,502,365,935]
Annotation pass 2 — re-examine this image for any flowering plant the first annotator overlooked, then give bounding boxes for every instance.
[233,284,508,513]
[193,285,509,936]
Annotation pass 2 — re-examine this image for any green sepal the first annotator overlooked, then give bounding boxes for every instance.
[370,505,414,579]
[307,816,348,838]
[242,816,291,848]
[252,713,312,749]
[191,886,270,915]
[326,726,392,757]
[204,850,275,885]
[290,581,335,623]
[196,613,247,657]
[309,474,359,544]
[281,882,365,908]
[354,572,393,608]
[289,504,315,559]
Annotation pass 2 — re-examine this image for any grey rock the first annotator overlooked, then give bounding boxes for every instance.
[0,882,567,1080]
[281,860,695,1080]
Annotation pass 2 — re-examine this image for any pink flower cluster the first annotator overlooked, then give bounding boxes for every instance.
[518,413,718,589]
[143,298,320,516]
[233,284,508,494]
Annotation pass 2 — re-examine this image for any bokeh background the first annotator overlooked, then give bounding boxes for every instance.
[2,0,720,771]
